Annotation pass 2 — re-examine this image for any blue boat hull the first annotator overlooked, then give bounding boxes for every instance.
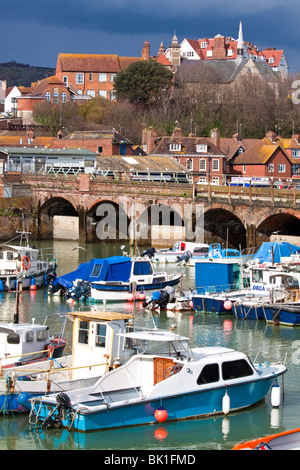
[263,305,300,326]
[35,376,276,432]
[192,295,232,314]
[233,303,265,320]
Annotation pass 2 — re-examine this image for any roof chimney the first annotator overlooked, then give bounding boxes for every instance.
[142,41,150,60]
[211,128,220,148]
[266,130,277,143]
[172,127,183,138]
[292,134,300,145]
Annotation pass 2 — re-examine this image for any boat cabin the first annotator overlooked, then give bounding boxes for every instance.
[0,322,51,370]
[68,310,135,380]
[250,268,300,301]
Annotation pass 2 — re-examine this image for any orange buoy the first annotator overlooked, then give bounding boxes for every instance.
[127,293,135,302]
[138,292,146,301]
[154,407,168,422]
[224,300,232,310]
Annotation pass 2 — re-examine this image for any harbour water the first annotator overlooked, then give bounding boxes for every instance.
[0,239,300,451]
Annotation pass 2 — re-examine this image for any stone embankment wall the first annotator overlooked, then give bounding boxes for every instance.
[0,196,37,241]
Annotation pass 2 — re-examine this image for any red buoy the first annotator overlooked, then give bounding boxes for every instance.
[127,293,135,302]
[224,300,232,310]
[154,407,168,422]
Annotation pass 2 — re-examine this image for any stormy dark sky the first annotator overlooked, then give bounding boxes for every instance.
[1,0,299,72]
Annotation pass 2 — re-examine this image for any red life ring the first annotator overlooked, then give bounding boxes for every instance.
[21,255,31,270]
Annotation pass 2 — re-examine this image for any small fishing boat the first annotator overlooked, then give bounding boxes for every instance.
[192,264,298,315]
[0,309,135,413]
[233,428,300,450]
[247,241,300,269]
[0,224,56,291]
[153,241,209,264]
[50,256,182,302]
[186,243,255,267]
[29,327,286,432]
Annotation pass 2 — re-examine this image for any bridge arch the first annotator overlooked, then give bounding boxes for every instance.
[86,199,130,243]
[202,208,247,248]
[38,197,78,239]
[256,212,300,238]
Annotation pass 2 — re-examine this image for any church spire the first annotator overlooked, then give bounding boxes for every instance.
[237,21,244,57]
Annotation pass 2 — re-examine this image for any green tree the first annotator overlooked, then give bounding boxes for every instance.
[113,60,173,107]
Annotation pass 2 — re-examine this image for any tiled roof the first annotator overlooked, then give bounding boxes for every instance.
[261,49,284,67]
[0,135,54,147]
[232,140,292,165]
[60,130,132,144]
[177,57,278,84]
[95,155,188,173]
[151,135,225,156]
[31,75,65,96]
[57,53,141,73]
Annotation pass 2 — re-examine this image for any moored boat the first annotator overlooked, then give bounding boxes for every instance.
[0,225,56,291]
[186,243,255,267]
[233,428,300,450]
[49,256,182,302]
[0,309,135,413]
[153,241,209,264]
[29,327,286,432]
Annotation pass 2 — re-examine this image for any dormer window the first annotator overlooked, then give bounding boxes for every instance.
[196,144,208,153]
[206,50,213,57]
[228,49,234,57]
[201,42,208,48]
[169,143,181,151]
[269,57,274,64]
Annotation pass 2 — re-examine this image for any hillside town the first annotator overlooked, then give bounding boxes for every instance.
[0,22,298,189]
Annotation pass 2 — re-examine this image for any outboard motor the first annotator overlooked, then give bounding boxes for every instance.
[140,247,156,259]
[42,393,73,429]
[144,286,175,309]
[176,251,192,264]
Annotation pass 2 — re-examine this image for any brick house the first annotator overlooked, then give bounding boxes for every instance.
[51,130,134,156]
[55,52,144,101]
[229,135,293,180]
[147,127,226,184]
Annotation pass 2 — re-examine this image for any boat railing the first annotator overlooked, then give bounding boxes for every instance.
[37,247,57,264]
[0,348,52,378]
[196,283,244,294]
[252,345,289,367]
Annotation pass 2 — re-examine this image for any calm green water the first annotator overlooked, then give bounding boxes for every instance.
[0,239,299,451]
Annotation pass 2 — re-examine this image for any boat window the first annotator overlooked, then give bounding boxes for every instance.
[7,333,20,344]
[36,329,47,342]
[95,324,106,348]
[25,331,34,343]
[252,270,263,283]
[197,363,219,385]
[0,251,3,259]
[194,247,209,254]
[91,264,102,278]
[286,276,299,288]
[25,252,31,259]
[78,321,89,344]
[133,261,153,275]
[222,359,254,380]
[6,252,14,261]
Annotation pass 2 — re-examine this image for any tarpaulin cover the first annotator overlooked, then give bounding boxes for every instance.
[53,256,132,288]
[251,242,300,264]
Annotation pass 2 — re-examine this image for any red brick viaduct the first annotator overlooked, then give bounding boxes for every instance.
[2,173,300,248]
